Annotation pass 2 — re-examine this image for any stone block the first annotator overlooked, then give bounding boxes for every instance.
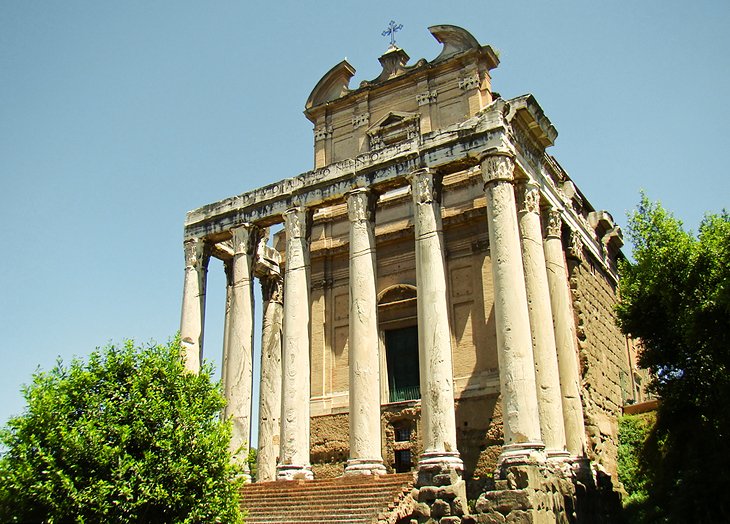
[418,486,439,502]
[476,513,506,524]
[413,502,431,518]
[508,466,544,489]
[432,499,452,518]
[475,494,495,514]
[491,490,533,514]
[505,510,532,524]
[441,517,462,524]
[451,495,466,516]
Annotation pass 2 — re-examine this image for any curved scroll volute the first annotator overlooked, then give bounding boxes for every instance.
[305,60,356,110]
[428,24,480,62]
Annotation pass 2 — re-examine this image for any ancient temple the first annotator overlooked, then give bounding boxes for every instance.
[179,25,634,523]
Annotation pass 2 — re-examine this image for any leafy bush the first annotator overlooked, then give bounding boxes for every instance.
[617,196,730,522]
[0,337,244,523]
[618,413,652,498]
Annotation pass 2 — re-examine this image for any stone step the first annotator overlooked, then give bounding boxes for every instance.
[240,473,415,524]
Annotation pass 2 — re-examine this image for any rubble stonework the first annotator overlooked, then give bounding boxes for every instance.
[569,258,631,478]
[179,24,635,524]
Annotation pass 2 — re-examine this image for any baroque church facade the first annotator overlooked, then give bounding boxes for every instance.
[179,25,637,523]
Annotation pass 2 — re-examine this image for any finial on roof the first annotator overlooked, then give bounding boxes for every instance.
[382,20,403,49]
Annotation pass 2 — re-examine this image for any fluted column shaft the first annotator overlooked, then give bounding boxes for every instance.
[277,206,314,480]
[345,188,386,476]
[180,238,208,373]
[516,183,568,457]
[544,210,587,457]
[223,224,258,473]
[257,274,284,482]
[408,168,463,475]
[481,154,544,462]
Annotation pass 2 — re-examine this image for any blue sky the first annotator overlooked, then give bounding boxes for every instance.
[2,1,728,443]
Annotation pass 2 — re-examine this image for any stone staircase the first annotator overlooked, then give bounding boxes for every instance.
[241,472,416,524]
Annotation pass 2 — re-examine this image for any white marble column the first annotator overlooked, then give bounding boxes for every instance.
[516,183,568,458]
[222,224,258,475]
[277,206,314,480]
[544,210,587,457]
[257,274,284,483]
[345,188,386,476]
[408,168,463,475]
[480,153,544,463]
[180,238,208,373]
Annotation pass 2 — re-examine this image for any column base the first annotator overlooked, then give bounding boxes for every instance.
[545,448,572,461]
[497,441,546,469]
[417,450,463,487]
[276,463,314,481]
[418,450,463,472]
[344,458,387,476]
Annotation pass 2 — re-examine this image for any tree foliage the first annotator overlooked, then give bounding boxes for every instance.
[0,337,244,523]
[616,195,730,522]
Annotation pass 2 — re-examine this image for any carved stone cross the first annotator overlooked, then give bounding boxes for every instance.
[382,20,403,47]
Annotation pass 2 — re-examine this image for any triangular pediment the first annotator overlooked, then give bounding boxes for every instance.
[366,111,420,150]
[367,111,419,134]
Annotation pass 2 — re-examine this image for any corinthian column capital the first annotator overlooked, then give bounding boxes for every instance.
[230,223,259,256]
[283,206,310,240]
[516,182,541,215]
[407,168,442,205]
[183,238,208,270]
[546,209,563,239]
[261,273,283,305]
[345,187,377,223]
[480,152,515,186]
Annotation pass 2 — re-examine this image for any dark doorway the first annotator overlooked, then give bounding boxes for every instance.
[385,326,420,402]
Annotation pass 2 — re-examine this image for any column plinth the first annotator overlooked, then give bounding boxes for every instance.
[277,206,314,481]
[223,224,258,477]
[544,210,588,458]
[345,188,386,476]
[517,183,569,459]
[408,169,463,477]
[480,154,544,465]
[257,274,283,482]
[180,238,208,373]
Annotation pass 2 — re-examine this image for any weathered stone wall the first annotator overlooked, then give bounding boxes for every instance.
[569,255,630,478]
[310,413,349,478]
[454,395,503,500]
[309,394,505,486]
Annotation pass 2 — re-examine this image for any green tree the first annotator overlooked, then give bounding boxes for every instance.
[616,196,730,522]
[0,337,244,523]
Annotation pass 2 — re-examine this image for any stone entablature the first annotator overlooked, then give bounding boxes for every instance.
[184,96,619,284]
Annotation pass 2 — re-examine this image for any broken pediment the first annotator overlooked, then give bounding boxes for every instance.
[305,60,356,110]
[367,111,420,150]
[429,25,479,61]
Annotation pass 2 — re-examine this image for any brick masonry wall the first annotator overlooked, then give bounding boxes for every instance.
[569,256,631,478]
[309,394,505,487]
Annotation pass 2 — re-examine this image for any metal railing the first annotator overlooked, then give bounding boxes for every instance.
[389,384,420,403]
